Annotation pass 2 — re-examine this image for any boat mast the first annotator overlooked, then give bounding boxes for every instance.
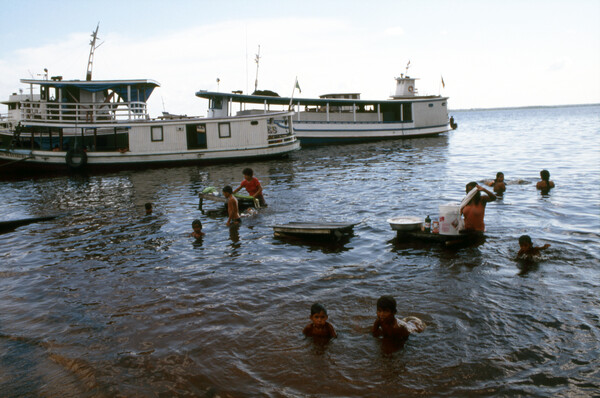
[254,45,261,93]
[86,23,103,81]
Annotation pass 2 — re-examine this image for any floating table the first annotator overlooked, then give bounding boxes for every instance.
[271,222,357,241]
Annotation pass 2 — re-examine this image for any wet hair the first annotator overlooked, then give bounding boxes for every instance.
[466,181,482,204]
[192,219,202,228]
[376,295,397,314]
[144,202,152,210]
[310,303,327,315]
[519,235,532,245]
[540,169,550,182]
[242,168,254,177]
[223,185,233,194]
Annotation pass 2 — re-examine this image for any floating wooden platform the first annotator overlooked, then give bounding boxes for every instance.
[272,222,357,240]
[0,214,63,234]
[395,230,484,246]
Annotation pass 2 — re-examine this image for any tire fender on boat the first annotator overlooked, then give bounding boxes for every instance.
[65,148,88,170]
[408,86,414,93]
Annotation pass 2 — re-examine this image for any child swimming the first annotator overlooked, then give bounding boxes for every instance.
[486,172,506,194]
[302,303,337,339]
[372,295,425,341]
[191,219,205,239]
[517,235,550,260]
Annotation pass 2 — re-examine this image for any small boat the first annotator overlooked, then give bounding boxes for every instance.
[196,65,452,146]
[0,27,299,175]
[271,221,357,240]
[198,187,260,212]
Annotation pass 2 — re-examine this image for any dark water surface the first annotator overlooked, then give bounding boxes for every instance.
[1,105,599,397]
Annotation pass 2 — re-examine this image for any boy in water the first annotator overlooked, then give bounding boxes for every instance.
[372,295,425,341]
[222,186,241,226]
[517,235,550,260]
[233,168,266,206]
[303,303,337,339]
[144,202,153,215]
[191,219,205,239]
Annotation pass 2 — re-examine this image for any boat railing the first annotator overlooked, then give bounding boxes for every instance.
[267,120,296,145]
[19,100,150,124]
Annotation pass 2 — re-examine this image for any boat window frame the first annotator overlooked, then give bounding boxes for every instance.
[218,122,231,138]
[151,126,164,142]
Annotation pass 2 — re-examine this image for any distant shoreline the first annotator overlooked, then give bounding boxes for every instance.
[450,102,599,112]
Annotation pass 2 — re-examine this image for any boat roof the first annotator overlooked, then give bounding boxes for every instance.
[196,90,446,106]
[20,79,160,102]
[20,79,160,89]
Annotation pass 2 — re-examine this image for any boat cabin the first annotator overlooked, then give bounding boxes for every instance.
[1,78,159,151]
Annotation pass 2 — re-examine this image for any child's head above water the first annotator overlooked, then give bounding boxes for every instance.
[376,295,397,314]
[519,234,532,246]
[242,167,254,178]
[540,169,550,181]
[310,303,327,316]
[192,219,202,229]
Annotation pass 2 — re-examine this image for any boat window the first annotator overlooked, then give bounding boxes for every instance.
[402,103,412,122]
[210,98,223,110]
[251,120,258,125]
[429,103,434,108]
[218,122,231,138]
[151,126,163,142]
[442,102,447,106]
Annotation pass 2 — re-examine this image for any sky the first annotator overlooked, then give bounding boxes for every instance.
[0,0,598,117]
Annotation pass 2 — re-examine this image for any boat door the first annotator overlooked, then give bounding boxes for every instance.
[186,123,207,149]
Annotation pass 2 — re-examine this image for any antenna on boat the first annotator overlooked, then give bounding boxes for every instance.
[86,23,104,81]
[405,60,411,77]
[254,45,261,93]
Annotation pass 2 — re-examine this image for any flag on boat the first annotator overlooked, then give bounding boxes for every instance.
[441,76,445,88]
[295,79,301,93]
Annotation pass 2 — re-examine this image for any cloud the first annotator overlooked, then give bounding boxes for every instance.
[384,26,404,37]
[546,58,572,72]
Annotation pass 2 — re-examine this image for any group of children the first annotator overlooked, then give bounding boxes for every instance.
[187,167,266,237]
[303,296,426,344]
[480,169,554,260]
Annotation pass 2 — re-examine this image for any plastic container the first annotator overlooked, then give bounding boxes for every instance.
[432,220,439,234]
[439,203,461,235]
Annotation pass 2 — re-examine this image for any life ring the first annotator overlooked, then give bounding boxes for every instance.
[65,148,88,170]
[408,86,414,93]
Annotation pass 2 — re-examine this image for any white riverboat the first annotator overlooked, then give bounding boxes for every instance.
[196,73,454,146]
[0,29,298,174]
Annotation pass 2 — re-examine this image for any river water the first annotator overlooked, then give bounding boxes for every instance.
[1,105,599,397]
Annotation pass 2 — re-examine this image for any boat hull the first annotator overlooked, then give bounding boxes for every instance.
[0,140,299,174]
[292,122,450,146]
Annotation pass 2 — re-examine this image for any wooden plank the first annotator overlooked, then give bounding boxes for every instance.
[0,214,63,234]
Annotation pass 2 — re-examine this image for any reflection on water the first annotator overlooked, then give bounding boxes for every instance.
[0,106,599,396]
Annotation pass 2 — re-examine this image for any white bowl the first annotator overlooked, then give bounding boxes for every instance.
[387,216,423,231]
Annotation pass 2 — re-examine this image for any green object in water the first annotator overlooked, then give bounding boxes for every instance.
[202,186,217,194]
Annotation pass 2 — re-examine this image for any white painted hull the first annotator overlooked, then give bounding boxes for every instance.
[292,121,450,145]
